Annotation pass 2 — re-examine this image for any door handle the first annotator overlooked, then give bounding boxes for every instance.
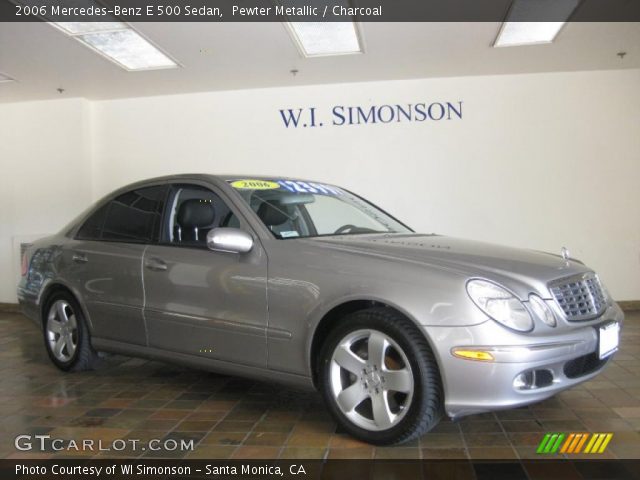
[72,253,88,263]
[145,257,167,272]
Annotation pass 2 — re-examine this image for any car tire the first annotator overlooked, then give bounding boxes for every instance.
[42,291,98,372]
[319,307,443,445]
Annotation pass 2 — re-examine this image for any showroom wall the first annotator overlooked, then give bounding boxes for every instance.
[0,98,93,303]
[91,68,640,301]
[1,68,638,302]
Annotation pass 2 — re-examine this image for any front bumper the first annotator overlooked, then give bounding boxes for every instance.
[426,302,624,418]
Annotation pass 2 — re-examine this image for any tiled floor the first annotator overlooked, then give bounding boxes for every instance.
[1,311,638,460]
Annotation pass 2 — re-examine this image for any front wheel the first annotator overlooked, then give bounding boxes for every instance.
[319,308,443,445]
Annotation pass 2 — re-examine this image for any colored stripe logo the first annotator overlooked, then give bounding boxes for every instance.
[537,433,613,454]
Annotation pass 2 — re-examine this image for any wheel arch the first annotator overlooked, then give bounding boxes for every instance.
[39,282,92,333]
[309,298,443,390]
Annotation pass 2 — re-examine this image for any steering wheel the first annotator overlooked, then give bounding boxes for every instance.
[334,224,358,234]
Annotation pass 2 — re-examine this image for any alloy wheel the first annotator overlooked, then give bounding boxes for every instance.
[329,329,414,431]
[46,300,79,362]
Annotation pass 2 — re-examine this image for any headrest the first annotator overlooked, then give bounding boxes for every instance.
[257,202,290,227]
[177,199,215,228]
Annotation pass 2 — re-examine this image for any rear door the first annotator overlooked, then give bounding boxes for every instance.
[142,182,268,367]
[68,184,167,345]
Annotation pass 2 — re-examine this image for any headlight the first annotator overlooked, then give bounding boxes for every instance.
[597,276,613,305]
[528,294,556,327]
[466,279,534,332]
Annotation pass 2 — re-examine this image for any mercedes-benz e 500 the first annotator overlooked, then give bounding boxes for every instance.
[18,175,623,444]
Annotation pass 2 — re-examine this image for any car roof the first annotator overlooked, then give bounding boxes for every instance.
[116,174,334,190]
[218,174,331,183]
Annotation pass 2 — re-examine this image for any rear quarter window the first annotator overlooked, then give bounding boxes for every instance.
[76,204,109,240]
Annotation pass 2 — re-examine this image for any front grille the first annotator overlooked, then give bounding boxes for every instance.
[550,273,607,321]
[564,352,610,379]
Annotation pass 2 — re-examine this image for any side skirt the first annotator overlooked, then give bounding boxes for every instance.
[91,337,315,391]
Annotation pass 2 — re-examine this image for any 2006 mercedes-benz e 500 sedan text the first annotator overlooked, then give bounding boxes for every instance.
[18,174,623,444]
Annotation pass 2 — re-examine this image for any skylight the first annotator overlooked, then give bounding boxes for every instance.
[285,22,363,57]
[52,22,178,71]
[12,0,180,71]
[0,72,16,83]
[52,22,128,35]
[494,0,580,47]
[495,22,567,47]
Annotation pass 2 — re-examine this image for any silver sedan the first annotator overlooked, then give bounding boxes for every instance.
[17,174,623,444]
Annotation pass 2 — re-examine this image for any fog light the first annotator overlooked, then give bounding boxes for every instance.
[514,371,535,389]
[452,349,494,362]
[514,369,555,390]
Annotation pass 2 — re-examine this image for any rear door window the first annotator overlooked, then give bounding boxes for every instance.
[77,185,168,243]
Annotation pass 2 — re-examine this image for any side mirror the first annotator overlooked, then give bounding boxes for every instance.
[206,228,254,254]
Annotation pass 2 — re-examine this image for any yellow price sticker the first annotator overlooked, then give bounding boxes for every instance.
[230,179,280,190]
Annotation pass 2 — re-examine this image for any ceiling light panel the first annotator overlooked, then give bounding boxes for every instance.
[11,0,178,71]
[495,0,579,47]
[286,22,362,57]
[495,22,566,47]
[76,29,178,71]
[0,72,16,83]
[52,22,128,35]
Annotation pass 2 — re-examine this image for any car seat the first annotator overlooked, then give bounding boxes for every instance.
[176,199,215,244]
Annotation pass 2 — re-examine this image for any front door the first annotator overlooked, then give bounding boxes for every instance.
[143,183,268,367]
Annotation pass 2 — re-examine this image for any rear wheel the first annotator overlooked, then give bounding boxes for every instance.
[43,291,98,371]
[319,308,443,445]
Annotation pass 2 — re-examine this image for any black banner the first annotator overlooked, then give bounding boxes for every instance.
[2,0,640,23]
[3,459,640,480]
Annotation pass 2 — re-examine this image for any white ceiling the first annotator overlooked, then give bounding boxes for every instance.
[0,21,638,102]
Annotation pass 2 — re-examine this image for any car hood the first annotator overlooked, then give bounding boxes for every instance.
[306,233,591,298]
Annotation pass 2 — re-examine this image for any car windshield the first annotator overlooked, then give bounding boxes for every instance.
[228,179,412,239]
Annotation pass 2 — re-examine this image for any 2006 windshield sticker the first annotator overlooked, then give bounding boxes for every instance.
[277,180,343,195]
[230,179,280,190]
[231,178,343,195]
